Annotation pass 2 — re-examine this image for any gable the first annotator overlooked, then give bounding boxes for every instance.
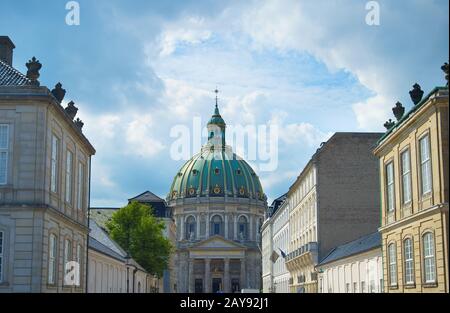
[189,235,246,250]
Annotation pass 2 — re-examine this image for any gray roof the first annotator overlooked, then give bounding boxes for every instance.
[129,190,164,203]
[318,232,381,266]
[88,219,127,260]
[0,59,31,86]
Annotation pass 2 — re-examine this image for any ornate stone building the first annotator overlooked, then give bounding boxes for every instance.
[167,97,267,293]
[374,67,449,293]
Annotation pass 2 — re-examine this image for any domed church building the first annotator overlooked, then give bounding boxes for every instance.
[167,93,267,293]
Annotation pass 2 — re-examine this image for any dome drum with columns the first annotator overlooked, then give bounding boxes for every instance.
[168,91,267,293]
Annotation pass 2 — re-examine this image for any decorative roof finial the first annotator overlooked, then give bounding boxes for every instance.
[384,119,395,130]
[409,83,424,105]
[25,56,42,86]
[441,62,449,86]
[64,101,78,120]
[392,101,405,121]
[51,82,66,102]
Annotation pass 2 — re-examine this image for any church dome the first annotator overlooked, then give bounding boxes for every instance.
[168,94,266,202]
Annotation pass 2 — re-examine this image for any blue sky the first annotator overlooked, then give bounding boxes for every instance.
[1,0,448,206]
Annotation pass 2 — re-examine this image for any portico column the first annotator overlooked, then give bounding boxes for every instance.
[224,214,229,239]
[188,259,194,293]
[224,258,230,293]
[240,258,246,290]
[249,215,253,241]
[205,259,211,293]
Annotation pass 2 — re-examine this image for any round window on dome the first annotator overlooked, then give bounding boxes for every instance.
[236,169,242,175]
[192,169,198,176]
[214,168,220,175]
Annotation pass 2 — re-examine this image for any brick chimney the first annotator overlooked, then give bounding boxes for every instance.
[0,36,15,66]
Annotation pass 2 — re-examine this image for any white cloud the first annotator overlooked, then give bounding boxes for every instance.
[125,114,166,157]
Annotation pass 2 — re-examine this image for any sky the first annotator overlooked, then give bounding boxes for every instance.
[1,0,448,207]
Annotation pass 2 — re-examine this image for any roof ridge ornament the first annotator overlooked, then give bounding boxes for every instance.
[51,82,66,102]
[441,62,449,86]
[392,101,405,121]
[25,56,41,86]
[409,83,424,105]
[383,119,395,130]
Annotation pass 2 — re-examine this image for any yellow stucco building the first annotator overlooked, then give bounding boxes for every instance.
[374,68,449,293]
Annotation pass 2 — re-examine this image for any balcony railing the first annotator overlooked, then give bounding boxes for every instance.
[285,242,318,262]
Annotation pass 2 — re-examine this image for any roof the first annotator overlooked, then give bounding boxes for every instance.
[318,232,381,266]
[377,86,448,145]
[88,219,127,261]
[268,193,287,217]
[129,190,165,203]
[89,208,118,229]
[0,59,31,86]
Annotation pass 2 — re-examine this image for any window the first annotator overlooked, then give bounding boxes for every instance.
[76,243,82,286]
[388,243,397,286]
[353,282,357,293]
[360,281,366,293]
[50,135,59,193]
[403,238,414,284]
[369,280,376,293]
[386,162,395,213]
[211,215,222,235]
[419,135,432,195]
[65,150,73,204]
[401,149,412,204]
[77,163,84,211]
[0,230,4,282]
[380,279,384,292]
[48,234,57,284]
[185,216,196,240]
[346,283,350,293]
[423,232,436,283]
[0,124,9,185]
[238,216,248,239]
[64,239,72,280]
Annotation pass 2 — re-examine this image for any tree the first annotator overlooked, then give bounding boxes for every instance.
[106,201,173,277]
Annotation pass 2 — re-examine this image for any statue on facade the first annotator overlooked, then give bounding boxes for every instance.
[25,56,42,86]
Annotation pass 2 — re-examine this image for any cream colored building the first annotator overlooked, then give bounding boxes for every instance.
[317,232,383,293]
[285,133,382,293]
[374,77,448,293]
[87,220,151,293]
[0,37,95,292]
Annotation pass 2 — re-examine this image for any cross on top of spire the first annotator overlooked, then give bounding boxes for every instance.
[214,88,219,107]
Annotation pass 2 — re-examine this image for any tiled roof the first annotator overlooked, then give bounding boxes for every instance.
[318,232,381,266]
[0,59,31,86]
[129,190,165,203]
[88,237,126,262]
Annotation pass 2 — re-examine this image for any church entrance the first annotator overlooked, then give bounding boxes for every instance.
[212,278,222,293]
[195,279,203,293]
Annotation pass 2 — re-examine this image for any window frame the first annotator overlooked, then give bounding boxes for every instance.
[77,162,85,211]
[63,238,72,285]
[65,150,74,205]
[422,232,436,284]
[388,242,398,287]
[0,230,4,282]
[385,161,395,213]
[419,134,432,196]
[48,233,57,285]
[0,124,9,185]
[403,237,415,285]
[50,134,60,193]
[400,148,412,204]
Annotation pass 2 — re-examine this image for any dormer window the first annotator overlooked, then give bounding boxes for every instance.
[236,169,242,175]
[192,169,198,176]
[214,168,220,175]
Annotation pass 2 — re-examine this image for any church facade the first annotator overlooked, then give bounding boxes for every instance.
[167,98,267,293]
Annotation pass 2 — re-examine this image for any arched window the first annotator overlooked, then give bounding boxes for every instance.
[403,238,414,284]
[423,232,436,283]
[238,216,248,240]
[388,243,397,286]
[211,215,222,236]
[185,216,196,240]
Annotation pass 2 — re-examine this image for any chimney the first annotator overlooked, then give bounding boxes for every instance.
[0,36,15,66]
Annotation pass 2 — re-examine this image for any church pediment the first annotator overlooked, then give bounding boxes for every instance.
[189,235,247,250]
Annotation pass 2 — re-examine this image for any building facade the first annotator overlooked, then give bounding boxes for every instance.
[87,220,151,293]
[285,133,382,293]
[374,75,449,293]
[168,100,267,293]
[317,232,383,293]
[0,36,95,292]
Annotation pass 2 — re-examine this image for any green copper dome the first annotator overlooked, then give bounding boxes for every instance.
[168,97,265,201]
[168,147,265,201]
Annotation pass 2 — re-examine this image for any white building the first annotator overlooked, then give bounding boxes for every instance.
[261,194,289,293]
[316,232,383,293]
[87,220,151,293]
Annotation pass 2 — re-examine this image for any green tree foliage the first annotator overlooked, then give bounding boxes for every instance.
[105,201,173,277]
